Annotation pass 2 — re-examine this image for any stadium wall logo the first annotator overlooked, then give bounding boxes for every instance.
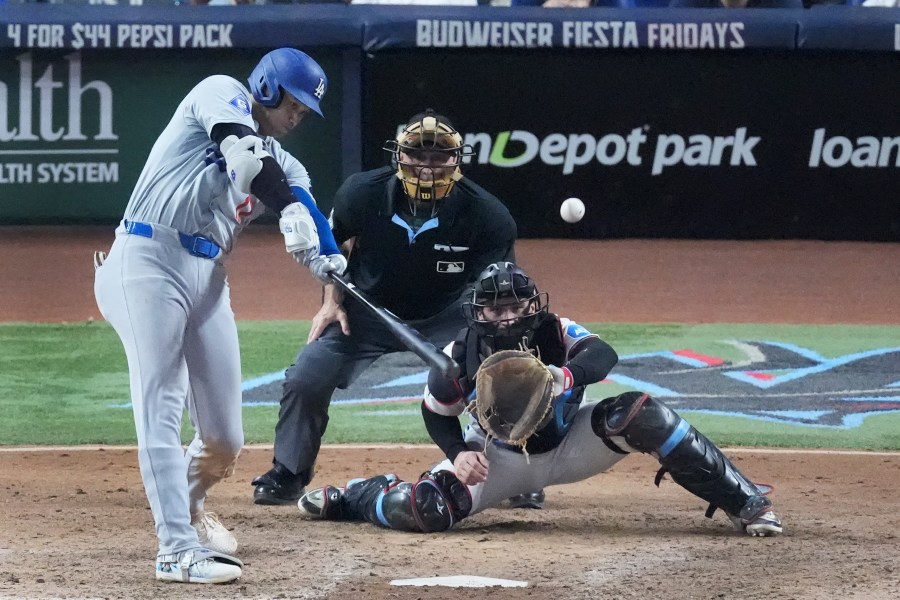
[459,128,899,175]
[461,127,761,175]
[238,341,900,429]
[0,51,119,185]
[0,52,116,143]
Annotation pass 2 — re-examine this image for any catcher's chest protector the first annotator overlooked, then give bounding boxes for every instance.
[465,316,567,379]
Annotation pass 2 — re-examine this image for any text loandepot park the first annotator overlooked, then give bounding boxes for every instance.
[460,127,900,175]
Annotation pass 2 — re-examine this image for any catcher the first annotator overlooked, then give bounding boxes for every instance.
[295,262,783,537]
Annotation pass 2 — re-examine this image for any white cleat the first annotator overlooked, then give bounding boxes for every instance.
[744,510,783,537]
[192,512,238,555]
[155,548,242,584]
[730,508,784,537]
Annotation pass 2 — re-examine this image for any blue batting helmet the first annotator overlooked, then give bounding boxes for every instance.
[248,48,327,116]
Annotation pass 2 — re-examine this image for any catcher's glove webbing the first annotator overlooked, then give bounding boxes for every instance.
[473,349,554,449]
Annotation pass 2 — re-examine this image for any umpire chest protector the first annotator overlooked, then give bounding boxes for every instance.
[332,168,513,321]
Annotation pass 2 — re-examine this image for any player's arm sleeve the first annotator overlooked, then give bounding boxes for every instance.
[423,340,468,413]
[423,364,467,416]
[209,122,296,213]
[421,402,470,464]
[564,336,619,386]
[422,341,471,462]
[210,122,256,145]
[291,185,340,256]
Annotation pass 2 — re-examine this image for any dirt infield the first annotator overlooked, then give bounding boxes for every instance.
[2,228,900,598]
[0,447,898,600]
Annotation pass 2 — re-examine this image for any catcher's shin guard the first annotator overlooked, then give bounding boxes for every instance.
[592,391,768,519]
[354,471,472,533]
[341,475,399,522]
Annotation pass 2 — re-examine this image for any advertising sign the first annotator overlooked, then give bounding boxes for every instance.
[0,49,344,223]
[364,50,899,240]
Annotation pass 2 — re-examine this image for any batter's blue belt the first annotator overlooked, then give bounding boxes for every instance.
[124,220,221,260]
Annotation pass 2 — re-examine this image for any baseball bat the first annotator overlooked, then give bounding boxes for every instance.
[329,273,461,379]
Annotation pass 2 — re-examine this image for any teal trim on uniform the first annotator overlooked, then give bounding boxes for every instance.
[659,419,690,458]
[374,491,390,527]
[391,213,439,245]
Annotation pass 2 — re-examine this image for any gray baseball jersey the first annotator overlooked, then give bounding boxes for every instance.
[124,74,311,253]
[95,73,313,557]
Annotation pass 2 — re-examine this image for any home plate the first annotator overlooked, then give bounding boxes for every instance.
[390,575,528,588]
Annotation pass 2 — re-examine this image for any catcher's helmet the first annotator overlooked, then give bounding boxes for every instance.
[463,262,549,350]
[383,109,474,202]
[248,48,327,116]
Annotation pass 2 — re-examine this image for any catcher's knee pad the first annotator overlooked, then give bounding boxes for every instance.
[591,391,684,455]
[371,471,472,533]
[592,392,763,517]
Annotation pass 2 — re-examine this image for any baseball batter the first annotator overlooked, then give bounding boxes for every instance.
[296,262,784,537]
[94,48,344,584]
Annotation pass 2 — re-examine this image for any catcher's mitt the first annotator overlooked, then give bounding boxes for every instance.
[474,350,554,448]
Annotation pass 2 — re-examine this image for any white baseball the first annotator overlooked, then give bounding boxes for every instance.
[560,197,585,223]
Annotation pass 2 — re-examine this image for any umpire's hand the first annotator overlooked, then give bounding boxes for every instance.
[308,283,350,342]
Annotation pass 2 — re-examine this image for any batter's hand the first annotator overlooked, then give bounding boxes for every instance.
[308,253,347,283]
[453,451,489,486]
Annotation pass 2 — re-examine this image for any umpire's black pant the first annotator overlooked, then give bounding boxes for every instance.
[272,294,465,481]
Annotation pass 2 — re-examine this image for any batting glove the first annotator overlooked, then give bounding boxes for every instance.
[547,365,574,397]
[220,135,269,195]
[308,253,347,284]
[280,202,320,262]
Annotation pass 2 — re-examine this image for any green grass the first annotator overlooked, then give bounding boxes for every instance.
[2,321,899,449]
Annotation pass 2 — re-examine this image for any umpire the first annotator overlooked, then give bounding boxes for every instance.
[252,109,517,504]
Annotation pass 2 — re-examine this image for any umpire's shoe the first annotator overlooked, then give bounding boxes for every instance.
[251,462,306,505]
[507,490,545,509]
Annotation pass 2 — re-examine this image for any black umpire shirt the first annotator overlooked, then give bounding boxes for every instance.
[331,166,517,321]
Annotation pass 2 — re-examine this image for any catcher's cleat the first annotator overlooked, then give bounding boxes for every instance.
[507,490,545,510]
[192,512,238,555]
[155,548,242,584]
[251,463,306,505]
[729,495,783,537]
[297,486,345,520]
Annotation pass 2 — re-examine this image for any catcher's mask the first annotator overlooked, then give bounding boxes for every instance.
[383,109,473,205]
[463,262,549,351]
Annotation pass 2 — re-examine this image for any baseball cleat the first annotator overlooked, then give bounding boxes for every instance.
[251,463,306,505]
[92,250,107,270]
[297,486,345,520]
[507,490,545,510]
[155,548,242,584]
[730,495,783,537]
[736,510,784,537]
[191,512,238,555]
